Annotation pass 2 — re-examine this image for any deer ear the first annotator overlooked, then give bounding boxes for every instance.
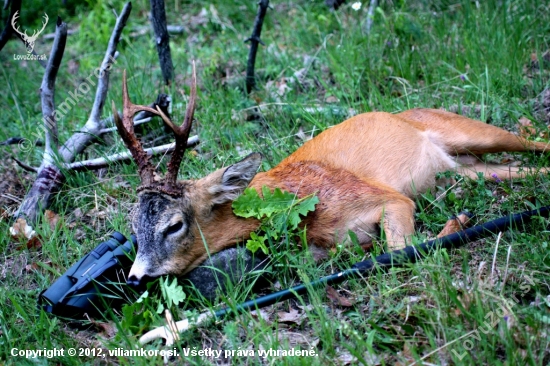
[208,153,262,204]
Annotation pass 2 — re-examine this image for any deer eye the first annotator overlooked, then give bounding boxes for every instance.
[165,221,184,236]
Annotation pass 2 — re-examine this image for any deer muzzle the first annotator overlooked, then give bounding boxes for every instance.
[127,257,161,287]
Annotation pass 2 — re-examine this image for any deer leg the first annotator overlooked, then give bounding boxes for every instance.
[382,208,473,251]
[397,108,550,155]
[437,213,473,238]
[456,163,550,181]
[381,199,416,251]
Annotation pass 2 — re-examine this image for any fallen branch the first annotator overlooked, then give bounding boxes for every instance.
[245,0,269,94]
[58,2,132,163]
[13,3,198,223]
[0,137,43,146]
[167,25,184,34]
[11,156,38,173]
[8,116,189,174]
[41,16,66,164]
[64,136,199,171]
[16,3,132,222]
[15,17,67,222]
[98,116,151,134]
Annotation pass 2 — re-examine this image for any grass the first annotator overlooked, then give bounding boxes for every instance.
[1,0,549,364]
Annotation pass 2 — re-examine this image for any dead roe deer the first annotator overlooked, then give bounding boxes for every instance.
[112,70,549,286]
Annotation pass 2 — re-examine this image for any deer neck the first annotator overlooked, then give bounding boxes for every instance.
[196,201,260,254]
[196,172,283,252]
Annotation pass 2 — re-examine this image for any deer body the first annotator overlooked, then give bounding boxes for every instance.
[175,109,547,276]
[113,72,548,285]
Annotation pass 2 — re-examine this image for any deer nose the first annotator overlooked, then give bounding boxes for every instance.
[127,274,142,288]
[127,263,147,288]
[127,273,156,289]
[128,258,151,287]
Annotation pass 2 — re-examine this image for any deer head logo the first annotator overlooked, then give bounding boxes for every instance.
[11,11,49,54]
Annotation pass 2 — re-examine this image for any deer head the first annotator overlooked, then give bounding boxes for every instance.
[114,67,262,286]
[11,11,49,53]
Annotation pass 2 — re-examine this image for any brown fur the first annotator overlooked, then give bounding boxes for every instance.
[127,108,549,281]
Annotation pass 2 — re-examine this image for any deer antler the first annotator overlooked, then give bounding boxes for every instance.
[112,70,160,187]
[155,62,197,188]
[113,65,198,195]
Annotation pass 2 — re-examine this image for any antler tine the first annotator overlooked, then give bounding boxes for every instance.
[162,62,198,186]
[122,70,161,118]
[182,62,198,139]
[114,70,164,187]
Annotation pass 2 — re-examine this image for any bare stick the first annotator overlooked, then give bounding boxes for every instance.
[11,156,38,172]
[0,137,43,146]
[14,17,68,222]
[0,137,24,145]
[65,136,199,171]
[9,106,179,176]
[59,2,132,163]
[0,0,20,51]
[99,117,151,134]
[89,10,129,125]
[364,0,378,35]
[245,0,269,94]
[15,165,64,221]
[150,0,174,85]
[15,3,132,222]
[41,16,67,165]
[167,25,184,34]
